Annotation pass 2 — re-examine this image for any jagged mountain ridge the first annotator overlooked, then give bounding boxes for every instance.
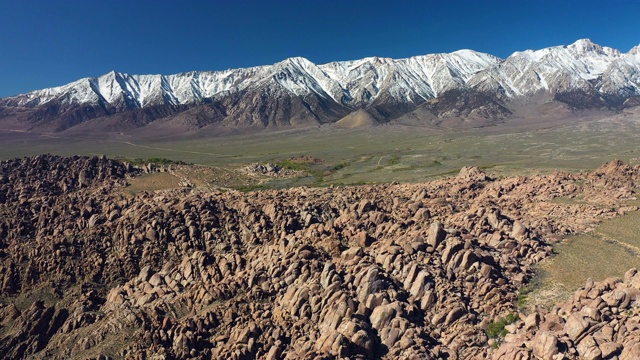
[2,50,499,109]
[2,39,640,132]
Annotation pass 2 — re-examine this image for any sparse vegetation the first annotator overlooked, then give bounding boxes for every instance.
[124,157,187,165]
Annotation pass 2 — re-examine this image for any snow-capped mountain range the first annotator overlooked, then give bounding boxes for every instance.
[2,39,640,132]
[2,50,500,109]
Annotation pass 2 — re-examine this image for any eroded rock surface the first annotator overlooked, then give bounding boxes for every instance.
[0,156,638,359]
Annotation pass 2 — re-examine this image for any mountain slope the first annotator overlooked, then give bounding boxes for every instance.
[1,39,640,133]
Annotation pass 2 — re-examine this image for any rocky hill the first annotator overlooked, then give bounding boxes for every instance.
[0,156,639,359]
[1,39,640,134]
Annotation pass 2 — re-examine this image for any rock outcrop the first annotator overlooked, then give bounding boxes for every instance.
[0,156,638,359]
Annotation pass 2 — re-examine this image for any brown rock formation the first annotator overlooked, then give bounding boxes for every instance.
[0,156,638,359]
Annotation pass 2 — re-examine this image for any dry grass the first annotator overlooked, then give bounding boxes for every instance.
[528,231,640,310]
[544,235,638,287]
[173,165,252,189]
[596,212,640,250]
[550,195,588,206]
[44,315,138,360]
[8,284,61,311]
[123,172,182,195]
[123,165,262,194]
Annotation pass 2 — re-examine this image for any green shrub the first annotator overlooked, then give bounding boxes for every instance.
[233,184,268,192]
[276,160,310,171]
[486,313,519,338]
[330,161,350,171]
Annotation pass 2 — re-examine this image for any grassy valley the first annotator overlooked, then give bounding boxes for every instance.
[2,111,640,189]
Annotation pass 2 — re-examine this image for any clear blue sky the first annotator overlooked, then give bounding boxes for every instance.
[1,0,639,97]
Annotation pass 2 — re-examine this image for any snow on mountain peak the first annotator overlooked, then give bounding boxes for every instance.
[569,38,598,52]
[568,38,620,57]
[628,45,640,57]
[276,56,314,68]
[3,39,640,112]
